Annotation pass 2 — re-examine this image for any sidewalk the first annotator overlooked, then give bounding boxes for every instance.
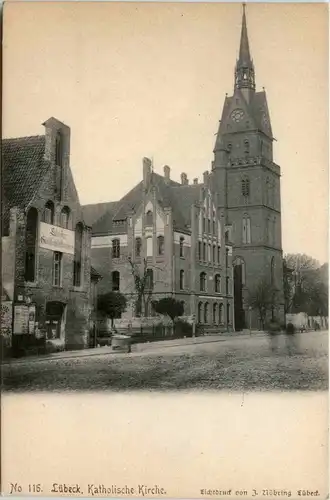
[3,330,265,365]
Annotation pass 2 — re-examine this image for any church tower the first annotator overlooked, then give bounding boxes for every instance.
[211,4,284,330]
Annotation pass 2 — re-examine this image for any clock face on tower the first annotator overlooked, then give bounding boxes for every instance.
[230,108,245,123]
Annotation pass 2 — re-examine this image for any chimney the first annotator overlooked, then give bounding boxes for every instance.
[181,172,188,185]
[203,171,209,186]
[143,157,152,187]
[193,178,198,185]
[163,165,170,184]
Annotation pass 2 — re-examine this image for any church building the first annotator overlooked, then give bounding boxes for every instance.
[85,4,284,331]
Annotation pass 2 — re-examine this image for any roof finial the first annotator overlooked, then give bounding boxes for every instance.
[234,2,256,92]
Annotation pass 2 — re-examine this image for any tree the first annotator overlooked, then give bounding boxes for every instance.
[128,257,154,317]
[246,279,278,329]
[283,258,294,314]
[97,291,127,327]
[152,297,184,322]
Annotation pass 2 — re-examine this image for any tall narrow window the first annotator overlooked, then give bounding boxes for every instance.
[226,277,229,295]
[266,177,270,206]
[203,242,206,261]
[213,303,217,323]
[135,237,142,257]
[200,272,206,292]
[53,252,62,286]
[270,257,275,287]
[208,219,211,233]
[203,217,206,233]
[55,131,63,167]
[242,177,250,197]
[112,271,120,291]
[242,216,251,244]
[217,246,221,264]
[157,235,164,256]
[25,207,38,282]
[73,222,83,287]
[227,303,231,325]
[215,274,221,293]
[146,269,153,290]
[225,248,229,268]
[179,237,184,257]
[212,244,216,263]
[112,238,120,258]
[43,200,54,224]
[179,270,184,290]
[60,206,70,229]
[198,241,202,261]
[146,210,153,227]
[204,303,209,324]
[198,302,203,324]
[219,303,223,324]
[208,244,211,262]
[212,219,216,234]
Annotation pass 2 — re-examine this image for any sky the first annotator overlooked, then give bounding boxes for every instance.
[2,2,329,263]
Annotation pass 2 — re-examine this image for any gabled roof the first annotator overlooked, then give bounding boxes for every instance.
[82,201,120,227]
[2,135,50,234]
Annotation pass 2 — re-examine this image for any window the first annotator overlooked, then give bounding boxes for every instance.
[53,252,62,286]
[55,131,63,167]
[227,143,232,153]
[242,216,251,244]
[226,277,229,295]
[227,303,231,325]
[43,201,54,224]
[198,241,202,261]
[73,222,83,287]
[213,219,216,234]
[198,302,203,324]
[219,303,223,324]
[212,244,216,263]
[213,304,217,324]
[200,272,207,292]
[179,270,184,290]
[157,235,164,256]
[146,237,153,257]
[179,237,184,257]
[208,244,211,262]
[146,269,153,290]
[146,210,153,226]
[25,207,38,282]
[112,238,120,259]
[225,248,229,268]
[244,140,250,155]
[60,206,70,229]
[242,177,250,197]
[203,242,206,261]
[135,237,142,257]
[204,303,209,324]
[215,274,221,293]
[208,219,211,233]
[203,217,206,233]
[112,271,120,291]
[217,246,221,264]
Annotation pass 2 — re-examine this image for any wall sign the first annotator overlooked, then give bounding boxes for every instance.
[13,304,29,334]
[39,222,75,255]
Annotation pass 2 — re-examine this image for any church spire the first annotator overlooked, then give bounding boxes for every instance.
[235,4,256,93]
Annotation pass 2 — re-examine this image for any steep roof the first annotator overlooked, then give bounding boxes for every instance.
[2,135,50,234]
[82,201,120,227]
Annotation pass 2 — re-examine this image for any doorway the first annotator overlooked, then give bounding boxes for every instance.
[233,264,245,331]
[45,301,65,340]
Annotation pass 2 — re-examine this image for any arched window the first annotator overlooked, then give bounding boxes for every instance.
[270,257,275,286]
[112,238,120,258]
[198,302,203,324]
[215,274,221,293]
[212,244,216,263]
[242,177,250,197]
[157,235,164,256]
[219,303,224,324]
[43,200,54,224]
[204,303,209,324]
[146,210,153,227]
[179,237,184,257]
[208,219,211,233]
[60,206,70,229]
[146,268,153,290]
[217,246,221,264]
[226,277,230,295]
[213,303,217,324]
[135,237,142,257]
[203,242,206,261]
[242,216,251,244]
[200,272,206,292]
[227,303,231,325]
[198,241,202,261]
[179,270,184,290]
[225,248,229,268]
[244,140,250,155]
[112,271,120,291]
[73,222,83,287]
[25,207,38,282]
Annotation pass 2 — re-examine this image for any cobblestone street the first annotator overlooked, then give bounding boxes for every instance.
[3,330,328,393]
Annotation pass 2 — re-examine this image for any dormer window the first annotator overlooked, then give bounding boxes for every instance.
[55,131,63,167]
